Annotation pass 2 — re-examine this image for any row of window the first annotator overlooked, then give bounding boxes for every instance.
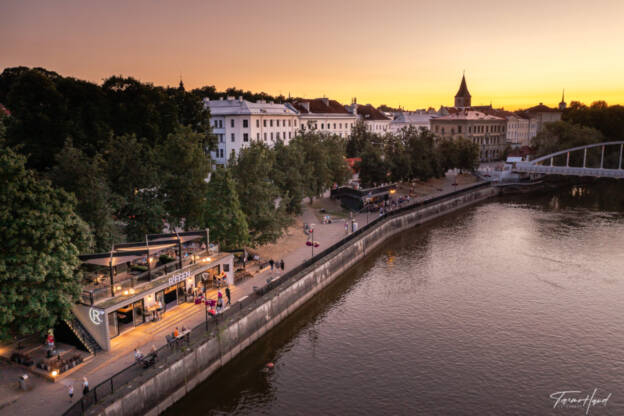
[216,131,296,150]
[213,118,299,129]
[434,124,505,135]
[308,121,354,130]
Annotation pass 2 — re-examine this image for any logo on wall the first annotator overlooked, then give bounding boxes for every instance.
[89,307,105,325]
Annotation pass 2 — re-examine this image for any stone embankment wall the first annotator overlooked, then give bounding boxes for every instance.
[98,184,498,416]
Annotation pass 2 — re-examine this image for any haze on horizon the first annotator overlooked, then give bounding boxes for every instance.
[1,0,623,110]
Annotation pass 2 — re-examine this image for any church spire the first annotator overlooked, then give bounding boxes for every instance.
[559,89,566,110]
[454,73,471,108]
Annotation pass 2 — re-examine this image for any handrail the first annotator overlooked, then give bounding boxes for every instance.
[64,181,490,415]
[526,141,624,164]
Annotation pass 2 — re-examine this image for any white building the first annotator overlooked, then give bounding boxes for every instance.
[290,98,358,137]
[204,96,300,166]
[344,101,392,133]
[517,103,562,140]
[389,110,438,133]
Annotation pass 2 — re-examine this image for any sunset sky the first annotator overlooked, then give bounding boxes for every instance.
[2,0,624,110]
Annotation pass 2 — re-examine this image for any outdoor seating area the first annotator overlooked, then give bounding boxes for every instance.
[3,338,91,381]
[79,231,215,305]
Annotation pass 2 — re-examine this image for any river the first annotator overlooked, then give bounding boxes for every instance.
[167,182,624,415]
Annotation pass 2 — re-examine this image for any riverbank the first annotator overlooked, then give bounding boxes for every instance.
[85,181,496,416]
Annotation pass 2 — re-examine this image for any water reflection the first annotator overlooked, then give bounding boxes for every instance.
[168,181,624,416]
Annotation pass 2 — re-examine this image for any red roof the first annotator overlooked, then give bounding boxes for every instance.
[292,98,350,114]
[355,104,390,121]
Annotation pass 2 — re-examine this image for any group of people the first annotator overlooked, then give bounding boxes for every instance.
[67,377,89,402]
[268,258,285,272]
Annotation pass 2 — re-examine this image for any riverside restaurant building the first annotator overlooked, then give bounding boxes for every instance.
[72,231,234,351]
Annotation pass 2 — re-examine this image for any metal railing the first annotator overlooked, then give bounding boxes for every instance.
[80,251,209,306]
[63,181,491,416]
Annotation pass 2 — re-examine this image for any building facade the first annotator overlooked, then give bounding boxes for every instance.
[389,110,438,133]
[430,110,507,161]
[291,98,358,137]
[204,97,300,166]
[517,103,562,140]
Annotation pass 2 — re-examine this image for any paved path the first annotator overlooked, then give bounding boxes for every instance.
[0,175,479,416]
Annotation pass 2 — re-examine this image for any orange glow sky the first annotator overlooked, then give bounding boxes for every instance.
[2,0,624,110]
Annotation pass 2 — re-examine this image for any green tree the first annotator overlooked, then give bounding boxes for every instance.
[346,120,382,157]
[271,140,308,214]
[49,142,118,251]
[323,135,353,186]
[156,126,211,229]
[231,142,289,246]
[385,134,412,182]
[437,139,459,172]
[532,121,603,157]
[357,145,389,187]
[5,69,68,170]
[0,146,91,340]
[455,137,480,172]
[204,168,249,249]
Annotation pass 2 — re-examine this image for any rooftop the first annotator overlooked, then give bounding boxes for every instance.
[354,104,390,121]
[204,97,299,116]
[434,110,505,121]
[291,98,353,115]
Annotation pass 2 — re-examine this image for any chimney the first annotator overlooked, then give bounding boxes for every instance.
[238,96,243,102]
[350,97,358,115]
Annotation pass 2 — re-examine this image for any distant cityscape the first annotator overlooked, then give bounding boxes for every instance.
[205,74,564,164]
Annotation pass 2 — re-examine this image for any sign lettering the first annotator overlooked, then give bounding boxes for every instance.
[168,271,191,286]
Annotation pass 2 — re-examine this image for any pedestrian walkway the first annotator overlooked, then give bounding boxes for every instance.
[0,175,479,416]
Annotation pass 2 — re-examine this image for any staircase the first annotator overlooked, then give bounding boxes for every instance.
[64,316,102,355]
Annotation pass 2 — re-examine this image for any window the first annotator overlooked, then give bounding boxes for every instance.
[340,123,343,129]
[288,120,292,127]
[270,120,273,127]
[264,132,267,141]
[243,133,248,142]
[263,119,267,127]
[231,119,234,128]
[276,132,280,140]
[277,120,280,127]
[295,120,297,126]
[334,123,337,129]
[243,119,248,128]
[256,133,260,140]
[219,134,224,143]
[256,119,260,128]
[451,128,455,134]
[321,123,325,129]
[441,127,445,134]
[219,149,224,158]
[270,132,274,140]
[458,126,462,134]
[289,132,292,139]
[231,133,235,142]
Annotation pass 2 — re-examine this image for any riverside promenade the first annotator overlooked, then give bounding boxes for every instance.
[0,173,479,416]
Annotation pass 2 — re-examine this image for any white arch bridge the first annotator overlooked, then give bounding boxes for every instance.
[514,141,624,179]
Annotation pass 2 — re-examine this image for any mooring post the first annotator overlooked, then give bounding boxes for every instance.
[566,152,570,167]
[619,144,623,170]
[583,148,587,168]
[600,145,605,169]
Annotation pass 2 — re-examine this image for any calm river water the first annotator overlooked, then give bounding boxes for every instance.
[168,182,624,415]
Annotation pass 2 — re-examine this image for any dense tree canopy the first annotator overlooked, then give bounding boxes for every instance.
[204,168,249,250]
[563,101,624,140]
[0,146,91,340]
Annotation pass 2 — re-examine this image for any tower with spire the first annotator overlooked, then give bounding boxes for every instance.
[454,73,471,108]
[558,89,566,110]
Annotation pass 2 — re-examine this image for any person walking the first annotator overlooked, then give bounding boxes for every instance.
[225,287,231,305]
[82,377,89,395]
[345,221,349,235]
[216,292,223,313]
[280,259,285,271]
[68,384,74,402]
[269,259,274,271]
